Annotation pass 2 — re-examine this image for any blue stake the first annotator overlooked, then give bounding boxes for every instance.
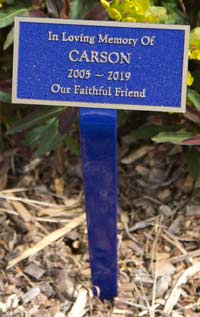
[80,108,118,300]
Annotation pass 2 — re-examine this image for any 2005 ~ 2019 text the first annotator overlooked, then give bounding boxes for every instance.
[67,69,131,81]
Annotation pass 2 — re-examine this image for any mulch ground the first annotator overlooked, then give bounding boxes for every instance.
[0,135,200,317]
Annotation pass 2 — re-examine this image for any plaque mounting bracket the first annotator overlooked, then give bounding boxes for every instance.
[80,108,118,300]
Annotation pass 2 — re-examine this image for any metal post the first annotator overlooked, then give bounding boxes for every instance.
[80,108,118,300]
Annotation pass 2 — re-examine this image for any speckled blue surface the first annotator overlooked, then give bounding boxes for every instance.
[80,108,117,299]
[16,20,186,109]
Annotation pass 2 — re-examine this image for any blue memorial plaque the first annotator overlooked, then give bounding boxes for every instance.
[12,18,189,112]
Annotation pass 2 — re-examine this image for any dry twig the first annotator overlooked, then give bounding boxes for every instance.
[7,213,85,269]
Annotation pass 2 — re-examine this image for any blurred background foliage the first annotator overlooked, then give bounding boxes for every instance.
[1,1,200,185]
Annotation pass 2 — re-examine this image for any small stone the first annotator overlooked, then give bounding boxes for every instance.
[24,263,45,280]
[22,287,41,304]
[157,188,171,202]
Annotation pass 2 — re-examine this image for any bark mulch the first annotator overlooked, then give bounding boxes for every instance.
[0,141,200,317]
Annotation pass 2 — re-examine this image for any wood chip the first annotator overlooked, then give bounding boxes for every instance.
[0,294,19,313]
[23,158,42,173]
[129,217,157,232]
[0,163,9,191]
[152,262,176,277]
[156,253,170,261]
[135,165,150,177]
[164,262,200,315]
[7,213,85,268]
[22,287,41,304]
[182,175,193,193]
[24,263,45,280]
[168,215,184,235]
[184,310,200,317]
[54,178,64,196]
[148,168,166,185]
[55,313,65,317]
[120,282,135,292]
[121,146,153,164]
[4,193,32,222]
[186,205,200,217]
[52,269,77,299]
[40,282,55,298]
[112,308,134,315]
[68,288,88,317]
[157,189,171,202]
[156,274,172,297]
[158,205,173,217]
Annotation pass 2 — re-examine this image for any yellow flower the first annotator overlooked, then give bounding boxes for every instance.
[100,0,110,10]
[100,0,168,24]
[189,49,200,60]
[187,71,194,86]
[189,28,200,60]
[109,8,121,21]
[146,6,168,23]
[0,0,4,9]
[123,17,136,22]
[100,0,121,21]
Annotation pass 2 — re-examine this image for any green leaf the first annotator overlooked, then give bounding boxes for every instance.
[186,147,200,180]
[191,71,200,93]
[195,178,200,188]
[187,88,200,111]
[23,125,50,146]
[117,110,129,127]
[70,0,84,18]
[161,0,184,24]
[0,91,11,103]
[132,124,180,140]
[82,0,99,17]
[0,6,30,29]
[5,0,16,4]
[35,119,61,156]
[132,124,161,139]
[186,147,200,188]
[152,131,194,144]
[3,27,14,50]
[7,107,65,134]
[63,135,80,156]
